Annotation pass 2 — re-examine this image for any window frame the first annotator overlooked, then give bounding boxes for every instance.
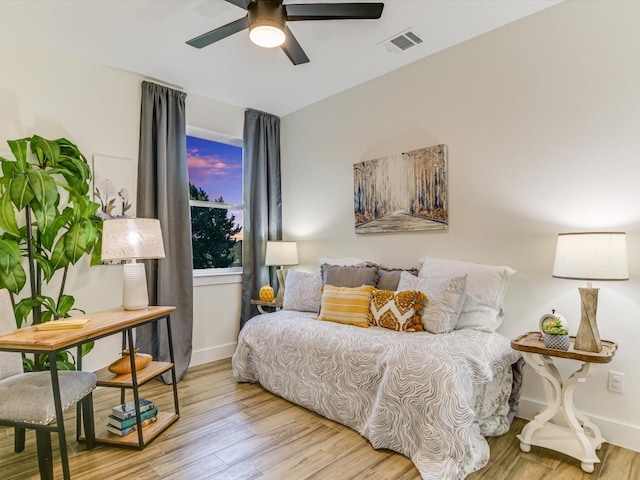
[187,126,244,279]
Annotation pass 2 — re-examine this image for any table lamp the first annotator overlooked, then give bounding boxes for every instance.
[265,241,298,303]
[552,232,628,352]
[101,218,166,310]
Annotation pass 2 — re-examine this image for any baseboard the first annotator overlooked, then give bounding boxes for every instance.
[517,397,640,453]
[190,342,236,367]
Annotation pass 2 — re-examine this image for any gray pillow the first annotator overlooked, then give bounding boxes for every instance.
[320,264,379,288]
[377,267,419,291]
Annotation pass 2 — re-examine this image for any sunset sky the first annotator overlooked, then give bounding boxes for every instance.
[187,135,243,237]
[187,135,242,205]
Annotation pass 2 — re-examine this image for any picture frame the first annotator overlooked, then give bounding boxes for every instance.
[354,144,448,234]
[92,154,134,219]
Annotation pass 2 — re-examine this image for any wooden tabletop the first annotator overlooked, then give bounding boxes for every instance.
[0,306,175,352]
[511,331,617,363]
[250,299,283,307]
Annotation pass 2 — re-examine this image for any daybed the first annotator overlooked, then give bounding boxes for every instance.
[232,256,523,480]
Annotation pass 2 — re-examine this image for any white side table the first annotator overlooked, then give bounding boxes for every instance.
[511,332,618,473]
[251,299,283,314]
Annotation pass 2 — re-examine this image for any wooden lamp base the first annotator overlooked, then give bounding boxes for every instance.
[574,287,602,353]
[274,267,286,303]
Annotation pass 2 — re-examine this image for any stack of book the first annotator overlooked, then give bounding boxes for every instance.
[107,398,158,436]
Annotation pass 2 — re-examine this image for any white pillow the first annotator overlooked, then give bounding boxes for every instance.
[397,271,467,334]
[418,256,516,330]
[282,270,323,313]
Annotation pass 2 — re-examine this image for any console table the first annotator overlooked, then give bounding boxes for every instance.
[0,306,180,453]
[511,332,617,473]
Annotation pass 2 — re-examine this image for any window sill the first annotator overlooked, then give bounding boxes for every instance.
[193,270,242,287]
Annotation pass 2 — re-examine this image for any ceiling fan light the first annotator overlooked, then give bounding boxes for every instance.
[249,22,285,48]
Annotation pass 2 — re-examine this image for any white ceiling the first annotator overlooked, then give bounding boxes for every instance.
[0,0,562,116]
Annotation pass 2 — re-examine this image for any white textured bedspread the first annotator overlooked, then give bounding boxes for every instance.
[232,310,522,480]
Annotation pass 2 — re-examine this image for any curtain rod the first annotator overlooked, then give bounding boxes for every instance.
[143,77,184,91]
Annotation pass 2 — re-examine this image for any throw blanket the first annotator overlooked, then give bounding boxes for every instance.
[233,311,522,480]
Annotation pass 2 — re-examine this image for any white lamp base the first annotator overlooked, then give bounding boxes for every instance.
[122,262,149,310]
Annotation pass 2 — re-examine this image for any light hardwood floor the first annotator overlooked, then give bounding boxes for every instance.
[1,358,638,480]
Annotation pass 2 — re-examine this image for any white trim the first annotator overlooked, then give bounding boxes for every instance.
[186,125,242,146]
[517,397,640,453]
[190,199,242,210]
[193,272,242,287]
[189,342,237,366]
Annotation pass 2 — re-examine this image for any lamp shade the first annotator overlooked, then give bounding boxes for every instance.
[552,232,628,281]
[101,218,165,261]
[265,241,298,267]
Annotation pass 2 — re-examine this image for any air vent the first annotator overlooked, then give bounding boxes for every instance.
[379,29,423,54]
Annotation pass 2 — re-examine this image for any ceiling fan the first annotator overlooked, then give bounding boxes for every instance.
[186,0,384,65]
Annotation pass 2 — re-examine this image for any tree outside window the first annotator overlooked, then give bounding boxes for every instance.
[187,131,243,272]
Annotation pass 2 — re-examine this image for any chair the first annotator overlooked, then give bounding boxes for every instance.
[0,290,97,480]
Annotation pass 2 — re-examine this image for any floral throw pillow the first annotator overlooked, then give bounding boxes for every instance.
[369,289,426,332]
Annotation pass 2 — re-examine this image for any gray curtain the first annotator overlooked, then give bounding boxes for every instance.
[136,81,193,383]
[240,109,282,328]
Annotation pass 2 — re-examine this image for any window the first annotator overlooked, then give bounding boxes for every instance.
[187,127,243,275]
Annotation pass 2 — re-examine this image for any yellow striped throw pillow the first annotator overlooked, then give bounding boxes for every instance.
[317,284,375,328]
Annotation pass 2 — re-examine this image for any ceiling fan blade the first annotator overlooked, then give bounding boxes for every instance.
[281,26,310,65]
[186,15,249,48]
[285,2,384,21]
[225,0,250,10]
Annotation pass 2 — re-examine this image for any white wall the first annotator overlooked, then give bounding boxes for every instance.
[0,37,245,372]
[280,1,640,451]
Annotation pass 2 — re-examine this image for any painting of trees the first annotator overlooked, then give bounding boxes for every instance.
[354,144,447,234]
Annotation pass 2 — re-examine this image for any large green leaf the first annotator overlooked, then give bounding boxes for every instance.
[0,158,17,177]
[57,137,85,159]
[34,252,54,282]
[0,193,20,237]
[14,297,44,327]
[7,138,28,172]
[0,238,26,294]
[64,223,88,264]
[81,341,94,357]
[41,207,73,250]
[33,203,58,236]
[27,169,59,209]
[39,295,57,313]
[50,236,70,272]
[9,173,34,210]
[91,235,103,266]
[57,155,91,185]
[83,218,98,250]
[30,135,60,167]
[53,294,76,318]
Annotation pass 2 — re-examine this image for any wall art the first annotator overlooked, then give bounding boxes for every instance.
[92,154,134,219]
[354,144,448,234]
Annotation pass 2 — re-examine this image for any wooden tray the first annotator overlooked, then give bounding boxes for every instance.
[511,331,617,363]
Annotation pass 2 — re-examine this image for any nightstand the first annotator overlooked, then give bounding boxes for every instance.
[511,332,618,473]
[251,299,283,314]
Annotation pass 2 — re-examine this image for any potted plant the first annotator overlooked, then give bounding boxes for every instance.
[542,316,570,350]
[0,135,102,370]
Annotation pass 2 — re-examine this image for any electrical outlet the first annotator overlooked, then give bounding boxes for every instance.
[608,371,625,393]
